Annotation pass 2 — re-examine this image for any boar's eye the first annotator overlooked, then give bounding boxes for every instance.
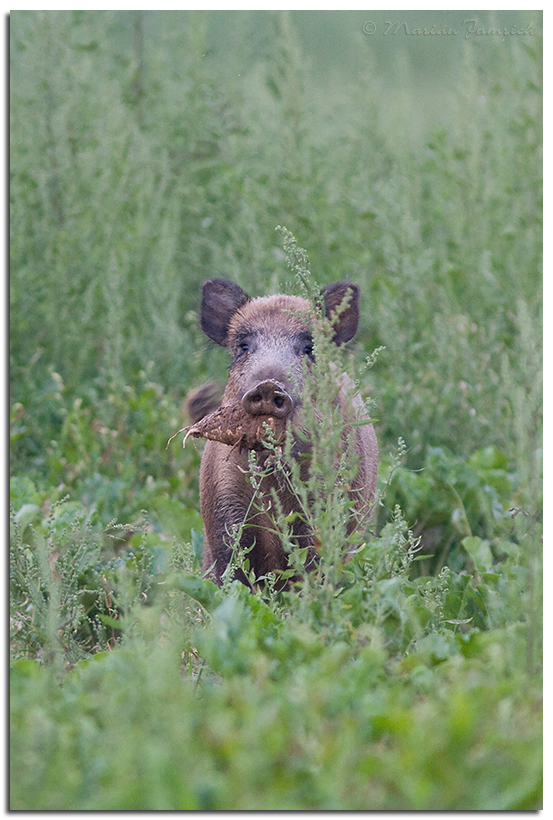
[234,329,256,359]
[297,332,314,359]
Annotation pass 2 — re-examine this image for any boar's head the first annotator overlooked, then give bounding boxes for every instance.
[200,278,360,424]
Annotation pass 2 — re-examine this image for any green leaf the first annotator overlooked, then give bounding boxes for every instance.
[462,536,494,573]
[10,658,43,677]
[166,573,223,612]
[97,613,121,629]
[10,477,42,509]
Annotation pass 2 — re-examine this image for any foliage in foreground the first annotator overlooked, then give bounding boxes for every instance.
[10,10,542,812]
[10,335,542,809]
[10,497,542,810]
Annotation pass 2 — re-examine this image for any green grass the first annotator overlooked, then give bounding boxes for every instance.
[10,10,542,811]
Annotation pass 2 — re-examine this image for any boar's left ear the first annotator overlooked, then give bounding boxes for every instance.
[201,278,250,346]
[321,281,360,345]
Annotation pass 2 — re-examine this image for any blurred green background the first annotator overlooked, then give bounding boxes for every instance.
[10,8,542,527]
[10,11,542,810]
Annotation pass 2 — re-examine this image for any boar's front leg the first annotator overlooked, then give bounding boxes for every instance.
[199,442,254,585]
[199,439,289,586]
[200,439,311,586]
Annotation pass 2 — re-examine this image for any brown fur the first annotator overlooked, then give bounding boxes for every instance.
[185,382,223,424]
[197,279,378,586]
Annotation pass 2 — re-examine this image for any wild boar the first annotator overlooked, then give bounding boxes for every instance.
[194,278,378,585]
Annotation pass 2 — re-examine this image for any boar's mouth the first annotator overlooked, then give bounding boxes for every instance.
[175,399,289,452]
[241,380,294,420]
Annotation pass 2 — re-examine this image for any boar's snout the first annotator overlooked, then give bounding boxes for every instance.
[241,380,294,420]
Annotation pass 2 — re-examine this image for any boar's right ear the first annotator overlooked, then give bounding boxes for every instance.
[200,278,250,346]
[321,281,360,345]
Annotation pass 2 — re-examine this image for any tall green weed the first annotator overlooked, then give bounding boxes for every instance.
[10,11,541,811]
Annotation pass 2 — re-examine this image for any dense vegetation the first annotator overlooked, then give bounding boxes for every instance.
[10,11,542,810]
